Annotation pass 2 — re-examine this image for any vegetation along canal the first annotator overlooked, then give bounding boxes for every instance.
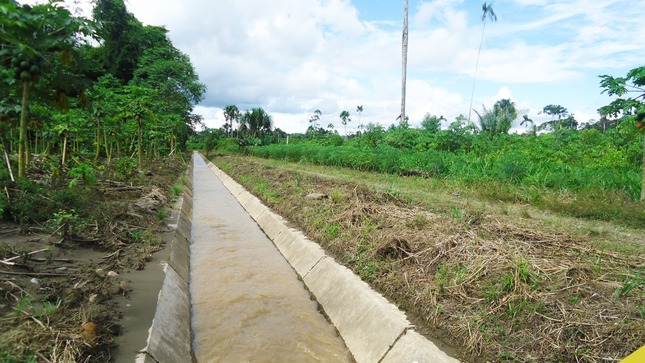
[189,155,353,362]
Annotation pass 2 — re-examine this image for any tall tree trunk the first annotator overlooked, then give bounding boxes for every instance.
[18,81,30,178]
[641,134,645,202]
[95,117,101,160]
[61,132,68,166]
[137,118,143,172]
[400,0,409,126]
[468,20,487,124]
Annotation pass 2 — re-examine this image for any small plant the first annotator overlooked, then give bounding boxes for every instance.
[47,209,85,238]
[330,189,344,203]
[129,229,145,243]
[67,163,96,187]
[616,270,645,298]
[517,257,533,284]
[406,213,430,229]
[507,300,527,319]
[156,209,169,220]
[115,156,137,179]
[171,184,183,198]
[322,223,341,240]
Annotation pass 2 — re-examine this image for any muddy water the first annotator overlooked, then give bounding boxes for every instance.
[190,156,353,362]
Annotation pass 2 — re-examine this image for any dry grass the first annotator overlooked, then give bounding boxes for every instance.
[214,155,645,363]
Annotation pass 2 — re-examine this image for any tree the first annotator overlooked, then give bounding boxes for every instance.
[400,0,409,125]
[131,43,205,152]
[476,99,516,135]
[495,98,517,128]
[356,105,363,126]
[339,110,351,138]
[308,109,322,130]
[421,114,444,133]
[468,2,497,123]
[520,115,534,134]
[92,0,166,82]
[241,108,272,139]
[1,2,91,177]
[538,104,577,131]
[599,66,645,201]
[223,105,240,137]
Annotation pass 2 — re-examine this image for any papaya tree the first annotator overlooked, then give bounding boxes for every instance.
[599,66,645,201]
[0,1,91,177]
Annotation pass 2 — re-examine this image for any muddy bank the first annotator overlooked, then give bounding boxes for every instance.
[0,156,187,362]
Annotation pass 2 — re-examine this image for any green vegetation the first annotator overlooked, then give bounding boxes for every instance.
[1,1,199,361]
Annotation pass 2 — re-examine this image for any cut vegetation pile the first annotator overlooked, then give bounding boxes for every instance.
[214,155,645,363]
[0,155,186,362]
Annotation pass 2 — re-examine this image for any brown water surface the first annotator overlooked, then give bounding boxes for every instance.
[190,155,353,362]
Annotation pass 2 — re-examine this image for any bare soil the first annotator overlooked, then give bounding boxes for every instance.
[213,155,645,363]
[0,156,187,362]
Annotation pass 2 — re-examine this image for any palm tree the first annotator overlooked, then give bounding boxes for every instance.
[520,115,534,134]
[495,98,517,129]
[339,110,351,138]
[243,108,272,138]
[476,98,516,135]
[223,105,239,137]
[401,0,409,125]
[467,2,497,124]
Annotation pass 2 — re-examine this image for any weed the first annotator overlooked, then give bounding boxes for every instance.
[156,209,169,220]
[171,183,183,198]
[507,300,527,319]
[406,213,430,229]
[517,257,533,284]
[435,304,443,316]
[129,229,145,243]
[451,207,465,223]
[616,270,645,298]
[47,209,87,238]
[322,223,341,240]
[67,163,96,187]
[330,189,344,203]
[435,263,468,287]
[355,252,379,280]
[501,273,515,293]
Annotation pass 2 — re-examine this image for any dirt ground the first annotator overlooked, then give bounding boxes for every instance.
[0,156,187,362]
[213,155,645,363]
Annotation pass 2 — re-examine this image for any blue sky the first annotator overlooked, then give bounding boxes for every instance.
[34,0,645,133]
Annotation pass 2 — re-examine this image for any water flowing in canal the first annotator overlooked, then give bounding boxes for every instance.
[190,155,353,362]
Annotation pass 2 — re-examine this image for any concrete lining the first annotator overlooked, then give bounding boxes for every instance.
[304,256,410,363]
[272,228,326,277]
[136,155,195,363]
[254,210,287,240]
[381,329,459,363]
[207,157,460,363]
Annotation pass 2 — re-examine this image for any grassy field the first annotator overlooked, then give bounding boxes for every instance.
[211,154,644,363]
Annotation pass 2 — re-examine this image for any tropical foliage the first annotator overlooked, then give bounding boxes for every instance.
[0,0,205,182]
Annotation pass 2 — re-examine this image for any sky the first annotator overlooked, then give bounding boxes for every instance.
[32,0,645,133]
